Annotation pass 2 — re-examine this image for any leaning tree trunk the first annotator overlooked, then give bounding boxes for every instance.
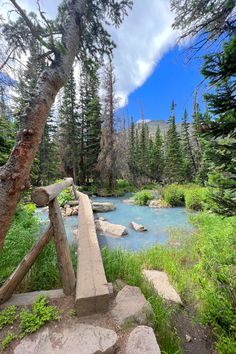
[0,0,87,251]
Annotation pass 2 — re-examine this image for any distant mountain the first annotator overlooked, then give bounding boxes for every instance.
[136,119,183,137]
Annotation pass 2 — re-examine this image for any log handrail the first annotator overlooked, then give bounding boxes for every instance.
[31,178,74,207]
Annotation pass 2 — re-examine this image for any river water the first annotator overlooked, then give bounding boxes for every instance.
[35,195,193,252]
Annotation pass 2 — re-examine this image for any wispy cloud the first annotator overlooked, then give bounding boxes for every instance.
[109,0,178,107]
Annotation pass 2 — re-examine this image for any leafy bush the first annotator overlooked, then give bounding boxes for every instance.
[134,190,153,205]
[0,306,17,329]
[19,295,61,336]
[57,188,73,206]
[184,187,208,211]
[163,184,185,206]
[1,332,17,350]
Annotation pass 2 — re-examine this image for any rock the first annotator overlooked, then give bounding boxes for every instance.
[148,200,160,208]
[92,202,116,212]
[113,279,127,292]
[98,217,107,221]
[186,334,192,343]
[95,219,128,238]
[65,207,73,217]
[123,199,135,205]
[130,221,147,232]
[72,208,78,216]
[142,270,183,305]
[111,285,153,327]
[14,324,118,354]
[126,326,161,354]
[67,200,79,207]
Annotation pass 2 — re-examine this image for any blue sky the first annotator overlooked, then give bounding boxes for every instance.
[117,46,207,123]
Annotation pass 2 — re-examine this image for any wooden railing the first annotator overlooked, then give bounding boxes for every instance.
[0,178,76,304]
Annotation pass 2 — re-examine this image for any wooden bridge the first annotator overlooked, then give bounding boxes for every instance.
[0,178,110,316]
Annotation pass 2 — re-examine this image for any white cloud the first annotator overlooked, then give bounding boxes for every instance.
[108,0,178,107]
[0,0,179,108]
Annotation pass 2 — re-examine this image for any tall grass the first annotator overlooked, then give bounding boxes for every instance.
[0,204,77,291]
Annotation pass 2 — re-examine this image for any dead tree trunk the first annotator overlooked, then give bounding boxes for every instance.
[0,224,53,304]
[0,0,87,251]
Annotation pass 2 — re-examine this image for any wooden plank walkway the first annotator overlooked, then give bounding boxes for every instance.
[75,192,110,316]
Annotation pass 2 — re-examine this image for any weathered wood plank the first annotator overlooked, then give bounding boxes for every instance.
[49,198,75,296]
[75,191,110,316]
[31,178,73,206]
[0,224,53,304]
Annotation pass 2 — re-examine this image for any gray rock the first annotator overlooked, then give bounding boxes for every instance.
[14,324,118,354]
[126,326,161,354]
[130,221,147,232]
[123,199,135,205]
[148,200,160,208]
[113,279,127,292]
[65,207,73,216]
[92,202,116,212]
[142,270,183,305]
[111,285,153,327]
[95,219,128,238]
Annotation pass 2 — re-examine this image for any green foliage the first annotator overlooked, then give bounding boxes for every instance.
[0,205,40,286]
[57,188,73,206]
[163,184,185,207]
[184,187,208,211]
[19,295,61,336]
[134,190,153,205]
[1,332,17,350]
[0,306,17,330]
[116,179,136,194]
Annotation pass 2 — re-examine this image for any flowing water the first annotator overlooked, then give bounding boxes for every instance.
[35,195,194,252]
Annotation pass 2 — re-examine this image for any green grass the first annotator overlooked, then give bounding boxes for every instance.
[0,203,76,291]
[102,212,236,354]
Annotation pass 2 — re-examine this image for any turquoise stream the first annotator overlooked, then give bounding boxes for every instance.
[35,195,193,252]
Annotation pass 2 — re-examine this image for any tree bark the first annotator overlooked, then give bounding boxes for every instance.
[0,0,87,251]
[49,198,75,295]
[31,178,73,206]
[0,224,53,304]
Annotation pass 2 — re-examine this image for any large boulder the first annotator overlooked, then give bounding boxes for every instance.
[95,219,128,238]
[130,222,147,232]
[92,202,116,212]
[14,324,118,354]
[126,326,161,354]
[111,285,153,327]
[142,270,183,305]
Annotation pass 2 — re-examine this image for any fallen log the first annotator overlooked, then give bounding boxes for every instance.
[31,178,74,207]
[0,224,53,304]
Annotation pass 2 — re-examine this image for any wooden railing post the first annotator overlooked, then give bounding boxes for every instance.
[49,198,75,296]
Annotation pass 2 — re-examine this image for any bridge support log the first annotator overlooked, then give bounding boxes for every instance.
[0,224,53,305]
[32,178,74,207]
[49,198,75,296]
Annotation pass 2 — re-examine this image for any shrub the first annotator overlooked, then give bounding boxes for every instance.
[163,184,185,206]
[184,187,208,211]
[0,306,17,329]
[134,190,153,205]
[1,332,17,350]
[57,188,73,206]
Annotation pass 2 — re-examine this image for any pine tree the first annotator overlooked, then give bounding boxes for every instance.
[164,100,184,183]
[192,92,204,172]
[139,119,149,183]
[200,34,236,215]
[59,70,80,182]
[128,117,137,183]
[181,109,196,181]
[149,126,163,182]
